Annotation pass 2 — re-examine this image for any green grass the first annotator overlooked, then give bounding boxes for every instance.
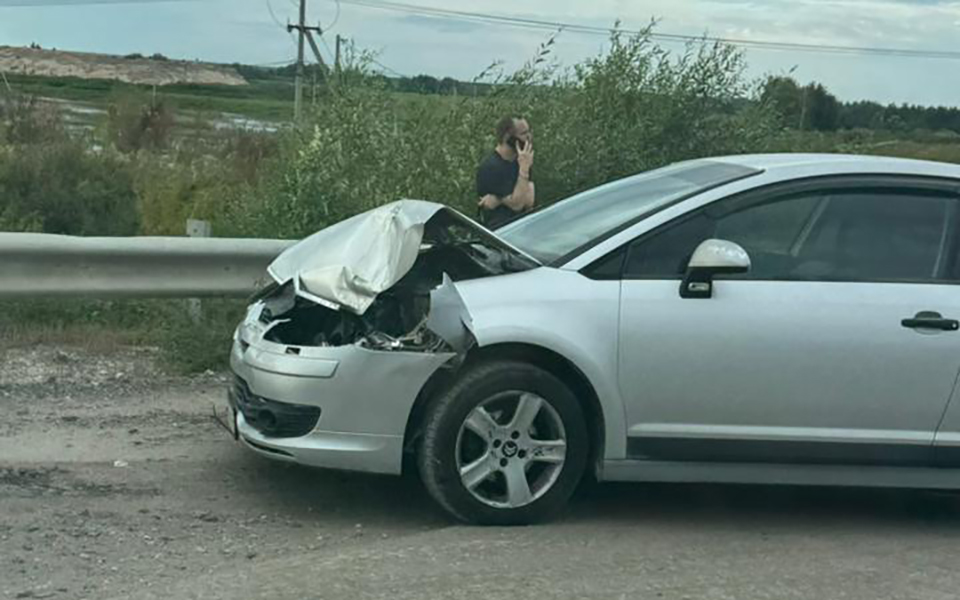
[4,72,295,121]
[4,73,121,103]
[861,140,960,164]
[0,298,244,373]
[160,92,292,120]
[3,72,467,123]
[773,129,960,165]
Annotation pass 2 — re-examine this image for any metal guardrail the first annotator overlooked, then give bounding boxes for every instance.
[0,233,296,298]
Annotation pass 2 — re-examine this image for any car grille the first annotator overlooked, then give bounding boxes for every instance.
[231,377,321,439]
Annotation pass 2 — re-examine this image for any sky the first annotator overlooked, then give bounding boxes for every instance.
[0,0,958,106]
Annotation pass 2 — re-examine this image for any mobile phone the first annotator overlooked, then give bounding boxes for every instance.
[508,136,525,151]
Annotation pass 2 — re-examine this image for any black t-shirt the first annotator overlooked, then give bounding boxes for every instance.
[476,152,523,229]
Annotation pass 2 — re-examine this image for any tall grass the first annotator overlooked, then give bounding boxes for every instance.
[223,28,780,239]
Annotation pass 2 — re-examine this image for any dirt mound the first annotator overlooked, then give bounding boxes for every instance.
[0,46,248,86]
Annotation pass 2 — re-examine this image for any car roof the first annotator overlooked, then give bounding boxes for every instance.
[705,153,960,180]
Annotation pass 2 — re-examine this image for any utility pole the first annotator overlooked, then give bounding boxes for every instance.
[292,0,306,119]
[287,0,328,119]
[0,70,12,95]
[335,34,343,81]
[304,32,330,80]
[799,86,808,131]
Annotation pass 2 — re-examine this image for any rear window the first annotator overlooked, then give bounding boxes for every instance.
[497,160,762,264]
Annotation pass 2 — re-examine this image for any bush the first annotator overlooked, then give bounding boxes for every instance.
[223,26,780,239]
[155,299,247,373]
[0,93,142,235]
[0,141,140,235]
[107,93,176,153]
[0,94,66,145]
[135,130,279,235]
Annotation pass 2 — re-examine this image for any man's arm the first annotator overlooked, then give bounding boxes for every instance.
[479,194,501,210]
[501,141,535,211]
[476,143,535,212]
[502,176,534,211]
[480,182,533,211]
[487,179,533,212]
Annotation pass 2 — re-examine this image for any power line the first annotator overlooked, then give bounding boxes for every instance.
[326,0,341,31]
[7,0,959,61]
[266,0,299,46]
[371,57,404,77]
[319,33,335,64]
[328,0,960,61]
[0,0,205,5]
[265,0,283,28]
[251,58,295,66]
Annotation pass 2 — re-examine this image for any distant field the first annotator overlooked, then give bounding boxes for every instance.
[2,72,461,126]
[862,140,960,164]
[6,71,960,166]
[4,72,296,121]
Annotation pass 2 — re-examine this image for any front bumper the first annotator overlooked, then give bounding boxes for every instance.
[231,376,321,438]
[234,407,408,474]
[227,312,455,475]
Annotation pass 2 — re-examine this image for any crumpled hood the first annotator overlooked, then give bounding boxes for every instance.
[267,200,443,314]
[266,199,537,315]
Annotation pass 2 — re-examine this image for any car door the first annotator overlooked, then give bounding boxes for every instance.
[618,178,960,466]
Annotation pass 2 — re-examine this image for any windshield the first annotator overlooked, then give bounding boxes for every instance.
[497,160,763,263]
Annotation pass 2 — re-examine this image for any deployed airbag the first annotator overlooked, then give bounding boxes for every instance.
[267,201,443,314]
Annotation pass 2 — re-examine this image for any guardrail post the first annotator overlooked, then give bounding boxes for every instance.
[185,219,212,323]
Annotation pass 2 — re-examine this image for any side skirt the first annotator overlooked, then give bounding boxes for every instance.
[600,459,960,489]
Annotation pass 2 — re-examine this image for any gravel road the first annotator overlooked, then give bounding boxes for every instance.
[4,345,960,600]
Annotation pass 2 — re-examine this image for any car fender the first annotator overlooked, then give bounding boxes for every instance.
[454,269,628,460]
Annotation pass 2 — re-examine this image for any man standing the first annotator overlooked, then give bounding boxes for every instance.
[476,116,535,229]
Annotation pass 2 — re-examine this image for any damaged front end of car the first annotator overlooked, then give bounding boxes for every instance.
[254,200,538,355]
[226,200,539,474]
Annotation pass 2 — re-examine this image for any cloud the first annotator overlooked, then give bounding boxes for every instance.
[0,0,957,105]
[399,14,484,34]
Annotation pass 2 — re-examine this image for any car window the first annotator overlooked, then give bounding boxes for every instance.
[797,192,951,281]
[714,195,822,255]
[625,188,956,282]
[496,160,761,264]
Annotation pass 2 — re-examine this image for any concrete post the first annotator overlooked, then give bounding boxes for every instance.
[186,219,212,322]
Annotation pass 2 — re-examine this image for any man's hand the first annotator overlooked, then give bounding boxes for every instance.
[517,140,534,177]
[478,194,501,210]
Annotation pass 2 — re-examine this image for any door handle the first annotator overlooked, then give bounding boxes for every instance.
[901,311,960,331]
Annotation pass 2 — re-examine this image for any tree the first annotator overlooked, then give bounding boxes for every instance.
[410,74,440,94]
[839,100,884,130]
[803,83,840,131]
[439,77,459,95]
[761,76,803,127]
[760,77,839,131]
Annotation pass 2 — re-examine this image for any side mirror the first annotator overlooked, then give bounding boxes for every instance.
[680,239,751,299]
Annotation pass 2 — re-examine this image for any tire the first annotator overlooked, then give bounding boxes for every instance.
[417,359,589,525]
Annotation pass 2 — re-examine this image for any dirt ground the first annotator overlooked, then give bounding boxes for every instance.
[0,345,445,600]
[0,46,246,86]
[4,345,960,600]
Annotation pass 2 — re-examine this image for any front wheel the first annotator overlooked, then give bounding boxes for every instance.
[417,360,589,525]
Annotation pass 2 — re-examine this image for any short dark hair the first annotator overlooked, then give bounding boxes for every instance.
[495,115,524,143]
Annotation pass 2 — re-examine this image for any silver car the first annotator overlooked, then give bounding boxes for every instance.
[226,153,960,524]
